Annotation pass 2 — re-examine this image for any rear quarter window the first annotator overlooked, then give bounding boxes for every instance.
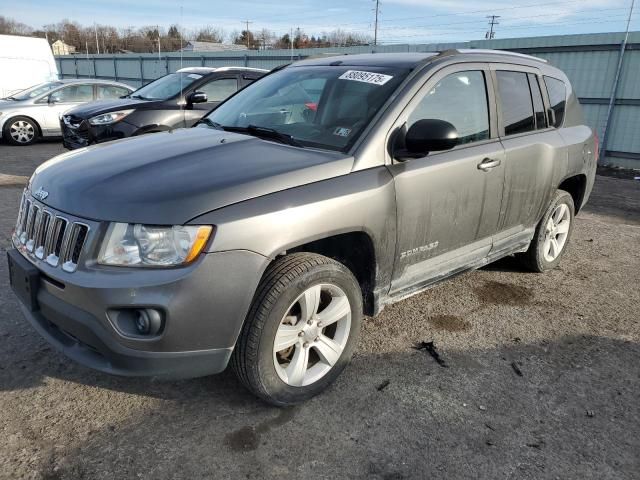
[496,71,535,136]
[544,76,567,128]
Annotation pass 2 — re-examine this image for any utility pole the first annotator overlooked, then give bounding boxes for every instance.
[600,0,635,161]
[290,27,294,60]
[94,24,100,54]
[241,20,253,48]
[486,15,500,39]
[373,0,380,46]
[157,25,161,59]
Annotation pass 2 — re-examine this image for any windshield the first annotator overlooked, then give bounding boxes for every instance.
[205,65,410,152]
[131,72,203,100]
[8,82,63,101]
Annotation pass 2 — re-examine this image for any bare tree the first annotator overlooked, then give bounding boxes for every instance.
[0,15,374,53]
[194,25,225,43]
[0,15,33,36]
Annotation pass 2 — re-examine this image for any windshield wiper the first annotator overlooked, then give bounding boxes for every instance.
[129,94,150,100]
[224,124,304,148]
[197,118,225,130]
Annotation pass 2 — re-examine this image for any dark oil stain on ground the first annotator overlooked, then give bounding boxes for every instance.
[428,315,470,332]
[224,407,298,452]
[474,280,534,306]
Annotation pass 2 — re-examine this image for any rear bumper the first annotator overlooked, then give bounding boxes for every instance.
[9,247,268,379]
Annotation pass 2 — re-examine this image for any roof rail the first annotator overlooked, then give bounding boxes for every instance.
[435,48,548,63]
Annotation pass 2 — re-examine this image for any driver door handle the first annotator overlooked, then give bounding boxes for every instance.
[477,158,501,171]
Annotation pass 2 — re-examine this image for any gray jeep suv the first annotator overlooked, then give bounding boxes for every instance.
[8,50,597,405]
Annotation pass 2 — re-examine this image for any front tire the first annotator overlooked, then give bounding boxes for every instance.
[3,116,39,146]
[231,253,362,406]
[519,189,575,272]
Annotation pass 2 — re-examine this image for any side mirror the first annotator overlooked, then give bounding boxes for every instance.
[186,91,208,104]
[396,119,458,160]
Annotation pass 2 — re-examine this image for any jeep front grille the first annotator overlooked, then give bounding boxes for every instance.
[14,192,90,273]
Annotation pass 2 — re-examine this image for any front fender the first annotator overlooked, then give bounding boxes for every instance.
[190,167,397,296]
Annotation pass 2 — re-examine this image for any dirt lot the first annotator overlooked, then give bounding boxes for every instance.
[1,141,639,480]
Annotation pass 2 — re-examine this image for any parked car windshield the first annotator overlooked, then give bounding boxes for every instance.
[8,82,63,101]
[204,65,410,152]
[130,72,203,100]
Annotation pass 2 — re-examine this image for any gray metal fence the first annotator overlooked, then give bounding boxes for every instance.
[56,31,640,169]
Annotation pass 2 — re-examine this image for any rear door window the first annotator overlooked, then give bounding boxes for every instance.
[240,75,262,88]
[496,71,535,136]
[198,78,238,102]
[408,70,490,145]
[97,85,130,99]
[50,84,94,103]
[528,74,547,129]
[544,76,567,128]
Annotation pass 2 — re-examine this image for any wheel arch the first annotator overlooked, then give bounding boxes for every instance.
[132,124,173,136]
[558,174,587,213]
[282,231,377,316]
[3,114,43,137]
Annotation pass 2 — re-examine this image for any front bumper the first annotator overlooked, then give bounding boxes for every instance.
[61,117,137,150]
[8,247,268,379]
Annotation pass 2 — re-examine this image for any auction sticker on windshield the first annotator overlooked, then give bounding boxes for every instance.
[339,70,393,86]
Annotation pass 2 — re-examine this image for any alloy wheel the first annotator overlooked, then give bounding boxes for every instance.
[273,283,352,387]
[9,120,36,144]
[543,203,571,262]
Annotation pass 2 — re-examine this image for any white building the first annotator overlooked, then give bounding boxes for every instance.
[51,40,76,55]
[180,41,247,52]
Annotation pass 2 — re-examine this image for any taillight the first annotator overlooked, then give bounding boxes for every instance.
[594,131,600,164]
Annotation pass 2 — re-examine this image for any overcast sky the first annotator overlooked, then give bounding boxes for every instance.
[5,0,638,43]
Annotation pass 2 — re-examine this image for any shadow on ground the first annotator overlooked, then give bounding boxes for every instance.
[1,334,638,480]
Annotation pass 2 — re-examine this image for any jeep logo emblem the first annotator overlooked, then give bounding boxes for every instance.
[33,187,49,201]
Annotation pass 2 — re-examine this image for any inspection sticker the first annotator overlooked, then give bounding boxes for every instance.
[333,127,352,137]
[338,70,393,85]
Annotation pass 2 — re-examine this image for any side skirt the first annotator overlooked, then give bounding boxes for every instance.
[371,237,532,315]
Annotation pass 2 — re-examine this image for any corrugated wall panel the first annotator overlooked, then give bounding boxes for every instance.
[538,51,620,98]
[54,31,640,168]
[609,105,640,153]
[618,50,640,99]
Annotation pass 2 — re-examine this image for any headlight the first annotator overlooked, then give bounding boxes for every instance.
[88,110,134,126]
[98,223,213,267]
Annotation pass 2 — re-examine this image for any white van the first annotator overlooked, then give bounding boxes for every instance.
[0,35,58,98]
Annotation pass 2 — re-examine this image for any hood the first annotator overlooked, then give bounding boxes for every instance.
[64,98,157,118]
[29,127,353,224]
[0,98,30,109]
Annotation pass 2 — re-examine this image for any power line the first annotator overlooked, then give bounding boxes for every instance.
[253,2,635,34]
[380,13,639,42]
[371,6,633,33]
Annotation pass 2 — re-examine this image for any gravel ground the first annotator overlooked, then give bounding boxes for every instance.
[1,140,639,480]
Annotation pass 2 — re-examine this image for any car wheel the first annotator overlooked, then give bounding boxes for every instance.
[231,252,362,406]
[519,189,575,272]
[3,116,39,146]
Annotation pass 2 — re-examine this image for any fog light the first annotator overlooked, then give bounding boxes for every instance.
[135,310,151,334]
[109,307,164,338]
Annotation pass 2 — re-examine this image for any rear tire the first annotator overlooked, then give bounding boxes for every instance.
[231,253,362,406]
[3,116,39,146]
[519,189,575,272]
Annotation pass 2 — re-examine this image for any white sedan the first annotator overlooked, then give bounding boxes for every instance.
[0,79,134,146]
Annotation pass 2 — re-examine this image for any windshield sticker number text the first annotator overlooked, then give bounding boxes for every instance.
[338,70,393,86]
